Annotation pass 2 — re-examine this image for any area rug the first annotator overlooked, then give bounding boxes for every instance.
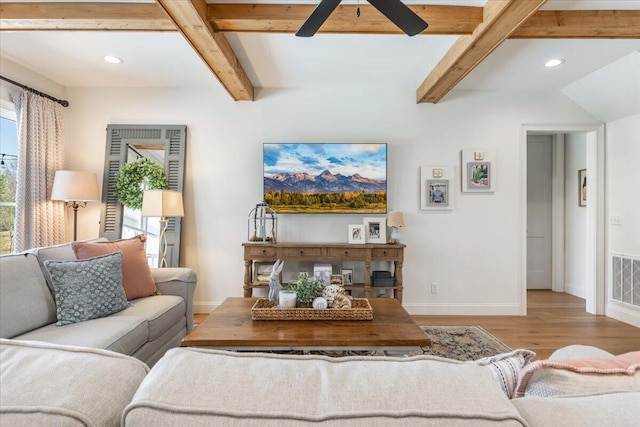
[419,326,511,361]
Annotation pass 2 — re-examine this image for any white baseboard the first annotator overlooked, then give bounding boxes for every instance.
[194,302,220,314]
[403,303,523,316]
[606,301,640,328]
[197,301,523,316]
[564,284,586,299]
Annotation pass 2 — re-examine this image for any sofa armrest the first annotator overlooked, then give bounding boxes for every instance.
[151,268,197,333]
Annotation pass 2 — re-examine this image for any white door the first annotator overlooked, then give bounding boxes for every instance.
[527,135,553,289]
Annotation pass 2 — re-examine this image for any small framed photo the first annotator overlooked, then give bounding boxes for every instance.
[467,162,491,189]
[348,224,366,244]
[461,149,494,193]
[330,274,344,285]
[426,179,449,207]
[341,268,353,285]
[313,263,333,285]
[363,217,386,244]
[253,262,273,284]
[420,166,454,211]
[578,169,587,207]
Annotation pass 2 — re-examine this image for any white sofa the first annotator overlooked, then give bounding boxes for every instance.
[0,241,197,367]
[1,339,638,427]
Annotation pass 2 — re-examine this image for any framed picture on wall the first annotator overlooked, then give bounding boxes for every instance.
[420,166,455,211]
[426,179,449,207]
[461,149,495,193]
[578,169,587,207]
[466,162,491,189]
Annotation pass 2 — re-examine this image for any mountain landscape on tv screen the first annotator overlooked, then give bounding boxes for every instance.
[264,169,386,193]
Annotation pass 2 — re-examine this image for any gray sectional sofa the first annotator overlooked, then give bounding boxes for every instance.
[0,240,197,367]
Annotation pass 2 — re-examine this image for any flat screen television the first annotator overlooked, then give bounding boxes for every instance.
[263,143,387,214]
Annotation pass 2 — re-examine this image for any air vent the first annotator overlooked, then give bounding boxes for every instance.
[611,254,640,307]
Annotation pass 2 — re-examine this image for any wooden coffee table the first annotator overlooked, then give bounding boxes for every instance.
[182,297,431,352]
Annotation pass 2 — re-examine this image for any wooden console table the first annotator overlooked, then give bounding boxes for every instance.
[242,242,405,302]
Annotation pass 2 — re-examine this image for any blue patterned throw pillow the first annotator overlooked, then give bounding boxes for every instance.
[44,252,132,326]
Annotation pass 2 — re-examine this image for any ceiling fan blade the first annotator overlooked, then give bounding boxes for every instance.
[296,0,342,37]
[367,0,428,36]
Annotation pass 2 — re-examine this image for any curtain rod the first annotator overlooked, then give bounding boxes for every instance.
[0,75,69,107]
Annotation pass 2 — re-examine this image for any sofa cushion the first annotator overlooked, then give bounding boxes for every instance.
[123,349,527,426]
[44,252,132,326]
[0,253,57,338]
[0,339,148,427]
[15,316,149,356]
[114,295,185,341]
[514,351,640,398]
[512,392,640,427]
[72,235,158,300]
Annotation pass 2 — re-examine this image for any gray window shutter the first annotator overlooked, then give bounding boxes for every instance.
[100,125,187,267]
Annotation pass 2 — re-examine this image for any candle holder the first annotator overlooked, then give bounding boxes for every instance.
[248,201,277,243]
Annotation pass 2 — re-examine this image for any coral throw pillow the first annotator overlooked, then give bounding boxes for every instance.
[72,235,158,300]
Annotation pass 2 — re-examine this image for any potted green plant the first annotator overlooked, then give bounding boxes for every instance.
[286,276,324,308]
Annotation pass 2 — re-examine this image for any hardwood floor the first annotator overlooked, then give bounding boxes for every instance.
[413,290,640,360]
[194,291,639,360]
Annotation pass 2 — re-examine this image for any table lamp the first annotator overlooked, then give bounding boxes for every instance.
[142,189,184,267]
[51,170,100,241]
[387,211,405,244]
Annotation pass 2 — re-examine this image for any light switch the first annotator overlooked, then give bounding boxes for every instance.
[609,216,623,226]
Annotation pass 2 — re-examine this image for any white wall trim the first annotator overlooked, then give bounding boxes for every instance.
[521,123,606,316]
[404,303,522,316]
[552,134,565,292]
[606,301,640,328]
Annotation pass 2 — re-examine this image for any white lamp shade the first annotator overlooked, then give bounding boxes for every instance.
[387,211,405,228]
[142,190,184,217]
[51,170,100,202]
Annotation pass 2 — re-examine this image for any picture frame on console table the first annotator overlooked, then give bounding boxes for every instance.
[341,268,353,285]
[348,224,366,244]
[363,217,386,244]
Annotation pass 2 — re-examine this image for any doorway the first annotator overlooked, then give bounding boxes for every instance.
[520,124,605,315]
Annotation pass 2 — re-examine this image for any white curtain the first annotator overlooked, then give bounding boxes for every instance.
[11,90,66,252]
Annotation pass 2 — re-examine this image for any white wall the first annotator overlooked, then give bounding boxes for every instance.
[606,113,640,327]
[60,82,600,314]
[564,134,587,298]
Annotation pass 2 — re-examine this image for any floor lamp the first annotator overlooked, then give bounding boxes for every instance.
[51,171,100,241]
[142,189,184,268]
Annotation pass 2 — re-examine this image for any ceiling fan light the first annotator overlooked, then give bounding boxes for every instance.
[544,58,565,68]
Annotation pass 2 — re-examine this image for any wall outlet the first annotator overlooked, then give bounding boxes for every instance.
[431,282,439,294]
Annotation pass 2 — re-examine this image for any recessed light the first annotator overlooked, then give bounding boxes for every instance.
[103,55,123,64]
[544,58,565,68]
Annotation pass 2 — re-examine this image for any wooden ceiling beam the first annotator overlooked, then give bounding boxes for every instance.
[416,0,547,104]
[1,3,637,39]
[512,10,640,39]
[155,0,254,102]
[0,2,174,31]
[207,4,482,35]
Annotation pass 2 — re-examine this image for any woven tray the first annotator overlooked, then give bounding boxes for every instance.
[251,298,373,321]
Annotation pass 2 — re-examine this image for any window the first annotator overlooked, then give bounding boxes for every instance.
[0,112,18,255]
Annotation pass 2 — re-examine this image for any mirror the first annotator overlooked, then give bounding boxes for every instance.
[121,145,163,266]
[100,125,187,268]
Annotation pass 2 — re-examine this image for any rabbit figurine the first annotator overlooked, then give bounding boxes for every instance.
[268,259,284,304]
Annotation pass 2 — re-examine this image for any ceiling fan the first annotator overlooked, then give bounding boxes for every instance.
[296,0,429,37]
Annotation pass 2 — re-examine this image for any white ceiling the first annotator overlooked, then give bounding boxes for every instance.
[0,0,639,118]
